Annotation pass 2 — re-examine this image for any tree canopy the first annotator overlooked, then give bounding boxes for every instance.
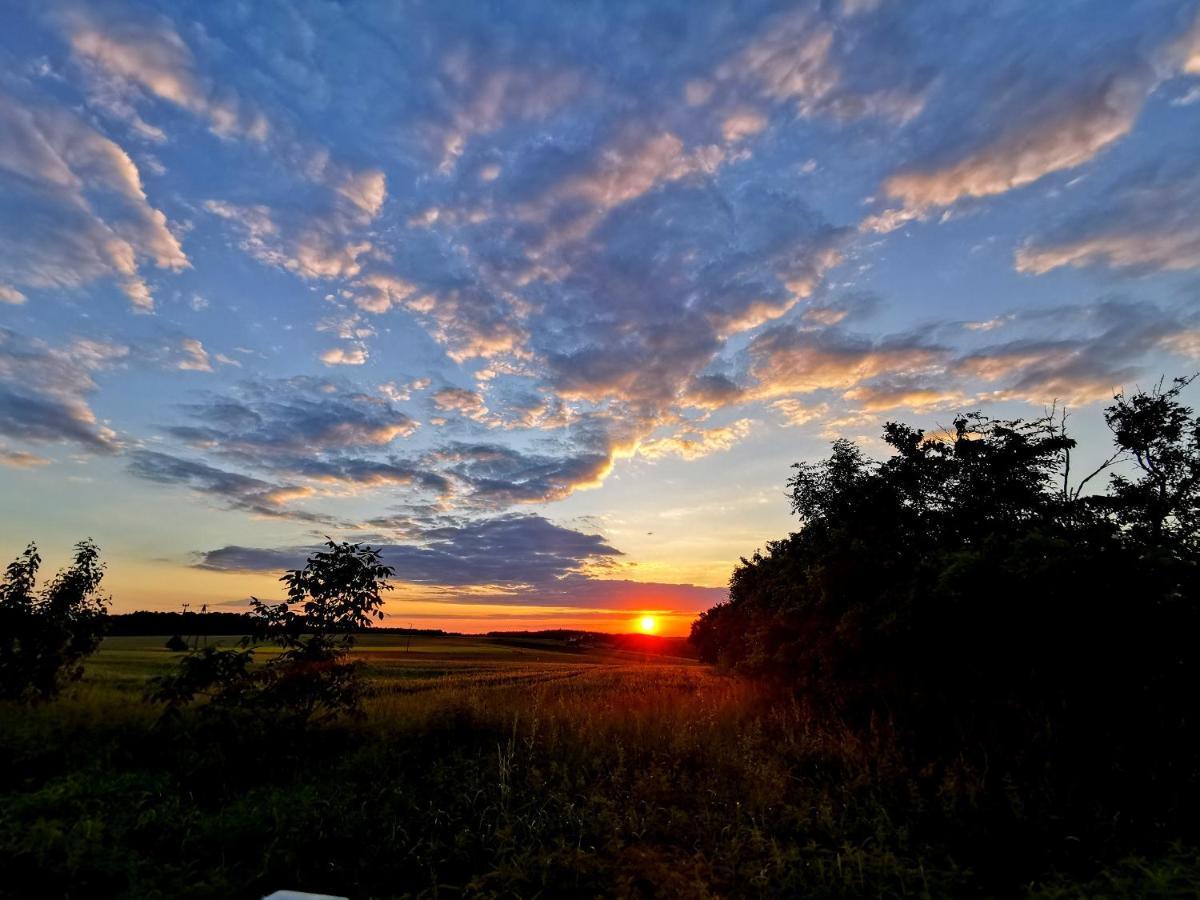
[0,539,110,700]
[691,379,1199,770]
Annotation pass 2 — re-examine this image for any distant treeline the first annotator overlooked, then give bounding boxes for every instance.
[108,611,254,636]
[107,611,447,637]
[487,629,697,658]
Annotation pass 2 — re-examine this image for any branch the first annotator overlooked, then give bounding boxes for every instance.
[1071,449,1125,501]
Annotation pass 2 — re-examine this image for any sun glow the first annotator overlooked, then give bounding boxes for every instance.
[638,614,658,634]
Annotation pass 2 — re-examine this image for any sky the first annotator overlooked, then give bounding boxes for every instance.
[2,0,1199,635]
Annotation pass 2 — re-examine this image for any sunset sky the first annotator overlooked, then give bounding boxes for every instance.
[2,0,1199,634]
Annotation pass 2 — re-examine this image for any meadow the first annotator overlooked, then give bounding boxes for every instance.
[2,634,1196,899]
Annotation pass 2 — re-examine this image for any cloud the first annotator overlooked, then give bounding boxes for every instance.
[431,440,614,507]
[205,199,375,282]
[20,0,1197,543]
[953,300,1199,404]
[746,300,1200,422]
[430,50,583,173]
[355,173,846,493]
[482,392,573,431]
[0,446,50,468]
[378,378,431,403]
[57,4,269,140]
[720,11,839,116]
[175,338,213,372]
[709,6,928,125]
[548,128,726,224]
[638,418,755,461]
[351,272,418,314]
[771,399,832,428]
[0,328,125,452]
[388,283,529,364]
[126,449,321,520]
[721,109,768,143]
[320,346,368,366]
[864,14,1200,231]
[801,292,883,327]
[503,575,725,612]
[520,178,847,470]
[196,512,619,587]
[1160,330,1200,360]
[166,377,419,457]
[143,377,446,505]
[148,375,615,510]
[680,374,746,410]
[54,6,391,308]
[748,324,945,399]
[431,387,488,421]
[841,380,970,412]
[0,89,187,309]
[196,510,725,611]
[877,70,1151,217]
[1016,161,1200,274]
[335,168,387,220]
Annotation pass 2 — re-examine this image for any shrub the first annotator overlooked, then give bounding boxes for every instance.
[0,539,110,700]
[148,540,394,728]
[164,634,188,652]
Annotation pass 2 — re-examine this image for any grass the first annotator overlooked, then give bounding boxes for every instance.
[0,635,1195,898]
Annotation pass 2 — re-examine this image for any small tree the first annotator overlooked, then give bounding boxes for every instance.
[149,540,394,727]
[0,539,110,700]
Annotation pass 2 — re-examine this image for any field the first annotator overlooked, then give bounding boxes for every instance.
[1,635,1195,899]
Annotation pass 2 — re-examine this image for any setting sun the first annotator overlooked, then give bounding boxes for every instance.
[638,615,658,634]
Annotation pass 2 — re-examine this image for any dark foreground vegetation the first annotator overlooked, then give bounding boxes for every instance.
[1,378,1197,898]
[3,638,1197,898]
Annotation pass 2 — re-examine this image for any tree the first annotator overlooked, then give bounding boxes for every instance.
[690,383,1199,774]
[0,539,110,700]
[1104,376,1200,553]
[149,540,394,727]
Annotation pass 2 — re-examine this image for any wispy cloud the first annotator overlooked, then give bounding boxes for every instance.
[0,328,126,452]
[0,89,186,309]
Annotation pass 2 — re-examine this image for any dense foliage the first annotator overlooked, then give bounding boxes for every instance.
[691,378,1199,840]
[0,539,109,700]
[149,539,394,727]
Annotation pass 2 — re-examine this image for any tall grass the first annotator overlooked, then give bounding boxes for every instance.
[0,642,1195,898]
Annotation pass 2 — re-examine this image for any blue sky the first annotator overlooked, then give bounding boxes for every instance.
[2,0,1199,632]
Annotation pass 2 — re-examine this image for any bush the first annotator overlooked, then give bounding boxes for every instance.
[0,539,109,700]
[148,539,394,728]
[164,634,189,652]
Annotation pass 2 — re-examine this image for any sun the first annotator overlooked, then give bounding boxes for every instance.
[638,614,658,634]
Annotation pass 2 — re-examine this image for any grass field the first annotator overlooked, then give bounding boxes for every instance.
[1,635,1196,898]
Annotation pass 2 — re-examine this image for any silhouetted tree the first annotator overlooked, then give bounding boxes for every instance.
[165,634,188,652]
[1104,376,1200,553]
[149,540,394,727]
[691,381,1199,820]
[0,539,110,700]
